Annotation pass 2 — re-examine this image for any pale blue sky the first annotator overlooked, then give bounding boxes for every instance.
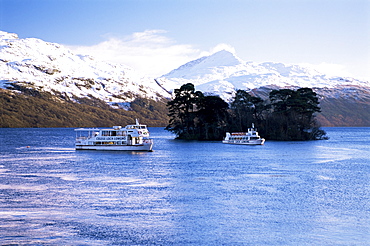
[1,0,369,79]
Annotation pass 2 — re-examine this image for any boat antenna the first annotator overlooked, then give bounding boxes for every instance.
[252,123,255,128]
[136,119,140,125]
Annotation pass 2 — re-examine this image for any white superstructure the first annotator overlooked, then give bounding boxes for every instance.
[74,120,153,151]
[222,124,265,145]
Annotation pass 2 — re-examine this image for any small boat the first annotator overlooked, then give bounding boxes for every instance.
[222,123,265,145]
[74,119,153,151]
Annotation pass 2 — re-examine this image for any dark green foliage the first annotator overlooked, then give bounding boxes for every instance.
[229,89,266,132]
[165,83,229,140]
[264,88,325,140]
[196,95,229,140]
[0,88,169,128]
[166,84,327,141]
[165,83,203,139]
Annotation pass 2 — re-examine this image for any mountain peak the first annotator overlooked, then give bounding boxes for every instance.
[0,31,19,40]
[163,49,243,79]
[205,49,244,67]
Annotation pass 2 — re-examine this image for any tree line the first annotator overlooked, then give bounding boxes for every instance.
[165,83,328,141]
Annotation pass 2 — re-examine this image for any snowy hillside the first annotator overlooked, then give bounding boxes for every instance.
[157,50,369,100]
[1,31,369,127]
[0,31,170,103]
[1,30,369,105]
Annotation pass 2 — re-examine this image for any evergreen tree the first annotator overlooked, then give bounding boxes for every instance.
[165,83,203,139]
[267,88,324,140]
[196,95,229,140]
[230,90,266,131]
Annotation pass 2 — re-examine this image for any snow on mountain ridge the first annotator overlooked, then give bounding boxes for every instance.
[164,50,244,78]
[158,50,369,100]
[1,30,369,105]
[0,31,19,40]
[0,31,169,104]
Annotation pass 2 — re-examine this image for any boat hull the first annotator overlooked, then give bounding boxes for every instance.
[75,143,153,151]
[222,139,265,145]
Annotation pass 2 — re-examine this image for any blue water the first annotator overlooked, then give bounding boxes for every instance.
[0,127,369,245]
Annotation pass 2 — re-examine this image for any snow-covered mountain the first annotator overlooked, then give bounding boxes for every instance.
[1,31,369,126]
[157,50,369,100]
[1,30,369,105]
[0,31,170,104]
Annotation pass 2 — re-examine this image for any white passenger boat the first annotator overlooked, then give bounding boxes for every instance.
[74,120,153,151]
[222,124,265,145]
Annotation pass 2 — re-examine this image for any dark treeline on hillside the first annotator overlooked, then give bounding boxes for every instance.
[165,83,328,141]
[0,87,169,128]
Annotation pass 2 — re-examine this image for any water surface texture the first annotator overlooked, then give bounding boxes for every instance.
[1,127,369,245]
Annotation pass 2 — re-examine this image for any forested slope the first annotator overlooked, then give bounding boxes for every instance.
[0,88,169,128]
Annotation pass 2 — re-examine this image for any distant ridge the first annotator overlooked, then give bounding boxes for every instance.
[0,30,170,104]
[157,50,369,101]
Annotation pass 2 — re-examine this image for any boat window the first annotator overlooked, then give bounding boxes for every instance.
[101,142,114,145]
[101,131,119,136]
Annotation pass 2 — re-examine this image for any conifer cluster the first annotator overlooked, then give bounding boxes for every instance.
[166,83,328,141]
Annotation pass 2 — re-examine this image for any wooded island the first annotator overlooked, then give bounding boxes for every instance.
[166,83,328,141]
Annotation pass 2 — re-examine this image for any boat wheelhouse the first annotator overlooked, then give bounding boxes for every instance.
[74,120,153,151]
[222,123,265,145]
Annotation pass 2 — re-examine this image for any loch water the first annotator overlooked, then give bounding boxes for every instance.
[0,127,369,245]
